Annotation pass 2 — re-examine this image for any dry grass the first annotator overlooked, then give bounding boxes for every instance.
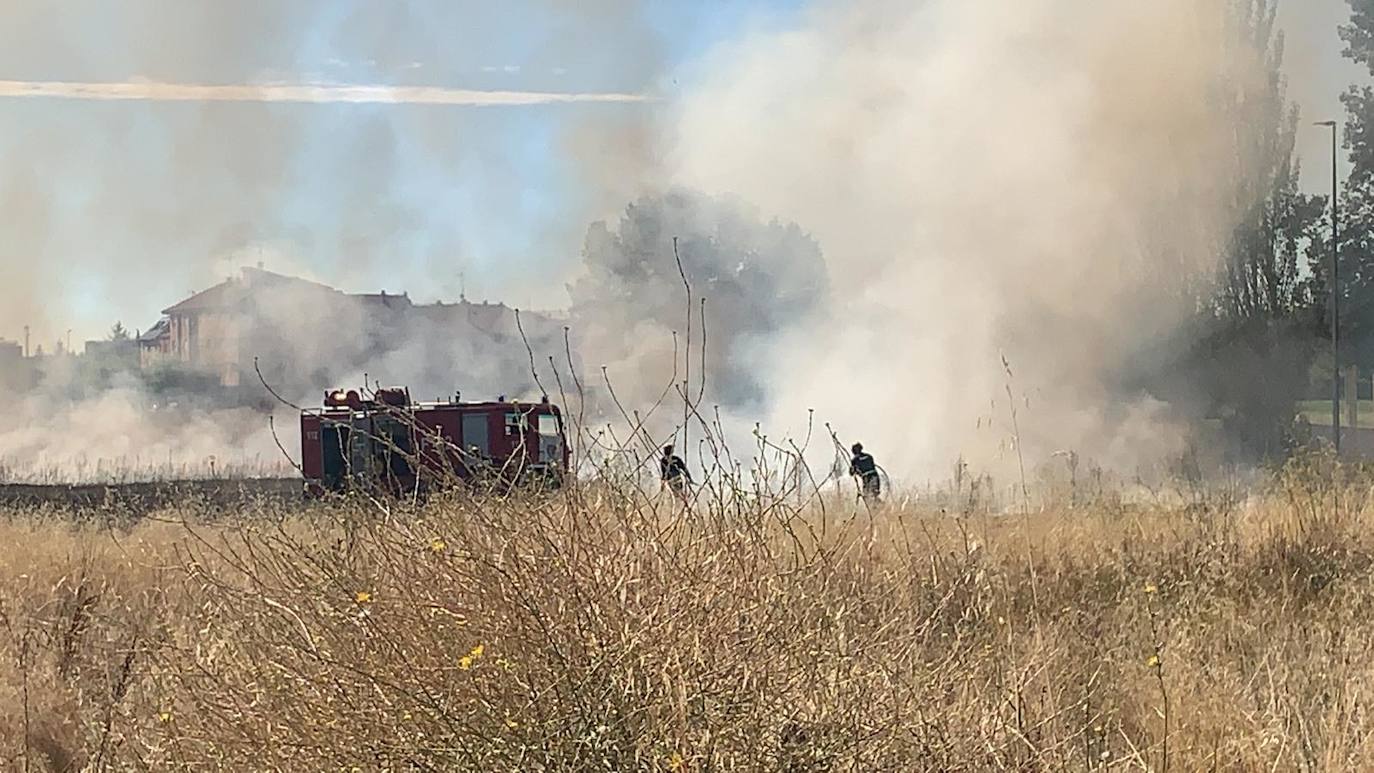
[0,454,296,485]
[1,452,1373,771]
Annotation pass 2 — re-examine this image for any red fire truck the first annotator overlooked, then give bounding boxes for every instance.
[300,387,569,496]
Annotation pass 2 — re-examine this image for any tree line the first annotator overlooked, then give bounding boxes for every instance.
[1135,0,1374,459]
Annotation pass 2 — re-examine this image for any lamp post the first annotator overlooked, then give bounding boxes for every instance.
[1316,120,1340,453]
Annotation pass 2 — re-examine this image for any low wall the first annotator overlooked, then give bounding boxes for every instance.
[1316,426,1374,457]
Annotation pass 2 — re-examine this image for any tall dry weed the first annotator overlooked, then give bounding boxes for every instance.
[2,452,1374,769]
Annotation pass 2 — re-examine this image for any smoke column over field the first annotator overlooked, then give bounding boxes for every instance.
[0,1,663,481]
[0,0,1304,483]
[648,0,1281,480]
[0,0,660,343]
[0,385,289,484]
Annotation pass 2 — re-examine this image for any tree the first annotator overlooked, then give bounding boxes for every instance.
[1337,0,1374,367]
[1130,0,1327,459]
[1213,0,1327,320]
[109,321,130,341]
[568,189,828,412]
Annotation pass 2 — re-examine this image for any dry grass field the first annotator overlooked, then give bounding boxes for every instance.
[1,451,1373,770]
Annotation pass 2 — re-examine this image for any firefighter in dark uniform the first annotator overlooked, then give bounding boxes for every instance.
[850,442,881,503]
[660,444,693,503]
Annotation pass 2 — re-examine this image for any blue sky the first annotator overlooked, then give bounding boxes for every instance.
[0,0,1359,346]
[0,0,808,346]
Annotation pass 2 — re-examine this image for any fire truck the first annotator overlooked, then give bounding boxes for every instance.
[299,387,569,496]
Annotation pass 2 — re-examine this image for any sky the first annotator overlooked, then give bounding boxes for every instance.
[0,0,1362,348]
[1278,0,1365,192]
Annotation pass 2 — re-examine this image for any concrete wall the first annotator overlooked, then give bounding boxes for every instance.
[166,311,245,386]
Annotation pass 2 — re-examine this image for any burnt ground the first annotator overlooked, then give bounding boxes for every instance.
[0,478,304,516]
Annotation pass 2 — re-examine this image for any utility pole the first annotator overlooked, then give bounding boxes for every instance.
[22,325,28,358]
[1317,120,1341,453]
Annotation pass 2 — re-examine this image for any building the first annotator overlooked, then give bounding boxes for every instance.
[153,267,344,386]
[0,339,25,390]
[142,267,563,397]
[137,318,172,368]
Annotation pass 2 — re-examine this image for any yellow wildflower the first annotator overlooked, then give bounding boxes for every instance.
[355,591,373,605]
[458,643,485,670]
[1144,583,1158,595]
[1147,654,1160,668]
[666,751,684,771]
[158,710,172,723]
[430,538,447,554]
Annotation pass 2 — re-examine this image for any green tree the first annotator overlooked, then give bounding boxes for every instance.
[568,189,828,411]
[1214,0,1327,320]
[1135,0,1327,459]
[109,321,130,341]
[1336,0,1374,367]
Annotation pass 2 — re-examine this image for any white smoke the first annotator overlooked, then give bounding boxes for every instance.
[0,0,1301,486]
[0,378,290,484]
[664,0,1273,480]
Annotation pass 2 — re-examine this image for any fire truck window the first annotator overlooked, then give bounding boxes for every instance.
[536,414,562,464]
[461,414,489,456]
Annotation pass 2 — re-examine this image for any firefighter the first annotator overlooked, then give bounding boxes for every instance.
[659,444,693,503]
[850,442,881,503]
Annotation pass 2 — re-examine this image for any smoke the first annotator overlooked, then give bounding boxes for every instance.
[1275,0,1361,192]
[0,0,662,344]
[568,189,828,412]
[0,376,290,484]
[0,0,667,481]
[654,0,1281,479]
[0,0,1313,484]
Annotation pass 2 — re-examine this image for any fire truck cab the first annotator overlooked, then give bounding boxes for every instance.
[300,387,569,496]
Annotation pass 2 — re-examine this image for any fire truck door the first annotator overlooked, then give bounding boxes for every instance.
[350,416,374,477]
[537,414,562,463]
[462,413,489,456]
[321,423,349,488]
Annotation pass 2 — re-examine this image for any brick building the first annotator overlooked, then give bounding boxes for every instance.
[140,267,562,397]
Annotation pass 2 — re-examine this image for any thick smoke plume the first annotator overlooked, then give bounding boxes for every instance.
[0,378,290,484]
[0,0,662,482]
[0,1,1311,485]
[657,0,1284,480]
[0,0,660,343]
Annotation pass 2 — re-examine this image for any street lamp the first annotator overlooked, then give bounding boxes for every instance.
[1316,120,1340,453]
